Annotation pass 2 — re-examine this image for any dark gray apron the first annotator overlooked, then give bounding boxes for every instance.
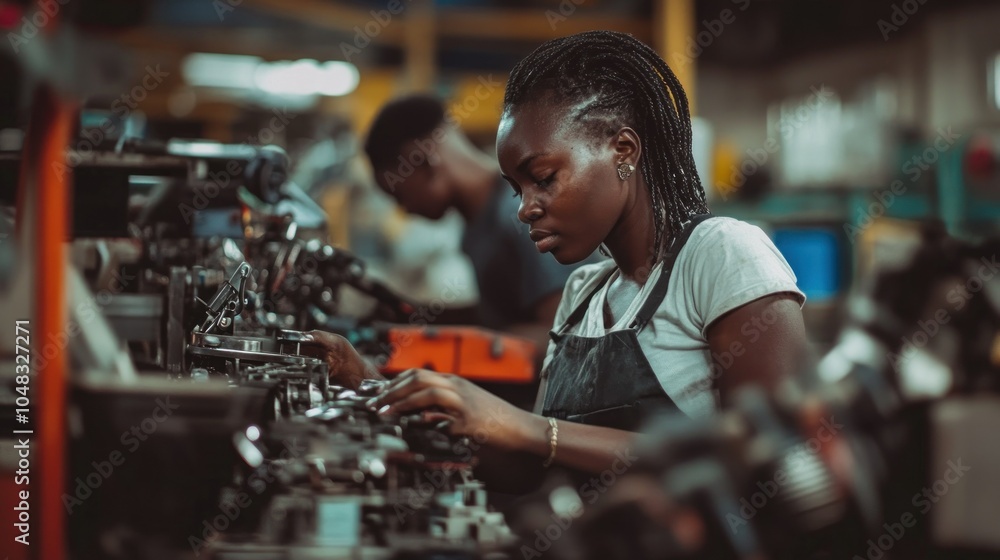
[541,214,714,431]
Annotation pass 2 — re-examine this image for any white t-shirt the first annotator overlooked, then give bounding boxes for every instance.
[540,217,806,418]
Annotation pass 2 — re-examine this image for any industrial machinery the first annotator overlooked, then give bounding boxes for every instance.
[62,374,514,560]
[57,257,516,560]
[203,379,512,559]
[0,126,530,559]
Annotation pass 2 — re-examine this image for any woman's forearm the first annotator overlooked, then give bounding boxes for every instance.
[509,410,639,476]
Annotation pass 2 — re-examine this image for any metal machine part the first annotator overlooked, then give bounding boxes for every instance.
[206,387,513,560]
[197,262,252,334]
[166,266,188,373]
[190,333,273,353]
[185,334,330,418]
[185,271,334,417]
[248,236,415,336]
[185,342,322,367]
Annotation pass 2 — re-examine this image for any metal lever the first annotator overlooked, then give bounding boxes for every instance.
[197,262,252,334]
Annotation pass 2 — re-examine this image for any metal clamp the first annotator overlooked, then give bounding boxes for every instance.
[196,262,252,334]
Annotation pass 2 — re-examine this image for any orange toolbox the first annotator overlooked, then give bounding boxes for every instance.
[379,326,537,384]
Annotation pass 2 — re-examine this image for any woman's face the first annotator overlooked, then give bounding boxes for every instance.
[496,100,633,265]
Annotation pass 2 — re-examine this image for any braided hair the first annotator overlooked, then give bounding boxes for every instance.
[503,30,708,259]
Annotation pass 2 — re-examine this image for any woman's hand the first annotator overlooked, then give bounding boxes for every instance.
[368,368,535,451]
[298,330,383,390]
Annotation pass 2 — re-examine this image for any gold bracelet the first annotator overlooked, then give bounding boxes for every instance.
[542,417,559,468]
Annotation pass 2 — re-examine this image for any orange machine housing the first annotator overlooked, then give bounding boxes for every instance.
[379,326,537,384]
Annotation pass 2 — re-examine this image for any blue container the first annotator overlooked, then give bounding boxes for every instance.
[771,228,842,302]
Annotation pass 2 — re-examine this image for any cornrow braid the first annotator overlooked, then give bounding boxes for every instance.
[503,30,708,259]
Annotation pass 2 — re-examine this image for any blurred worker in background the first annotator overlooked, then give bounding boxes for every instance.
[290,116,480,317]
[364,95,593,350]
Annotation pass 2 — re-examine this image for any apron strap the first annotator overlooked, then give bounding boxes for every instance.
[554,213,714,336]
[629,213,714,331]
[555,266,616,336]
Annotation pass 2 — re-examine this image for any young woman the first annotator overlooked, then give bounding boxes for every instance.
[304,30,809,488]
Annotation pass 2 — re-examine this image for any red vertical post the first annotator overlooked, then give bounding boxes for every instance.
[33,85,74,560]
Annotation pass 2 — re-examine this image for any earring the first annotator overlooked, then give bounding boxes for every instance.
[617,162,635,181]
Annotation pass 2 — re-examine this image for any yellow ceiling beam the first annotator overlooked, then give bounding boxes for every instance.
[654,0,696,114]
[404,0,435,92]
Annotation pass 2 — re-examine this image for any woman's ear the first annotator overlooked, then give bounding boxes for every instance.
[612,127,642,167]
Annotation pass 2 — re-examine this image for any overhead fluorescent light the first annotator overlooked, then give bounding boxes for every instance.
[254,59,359,97]
[183,53,262,90]
[183,53,359,98]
